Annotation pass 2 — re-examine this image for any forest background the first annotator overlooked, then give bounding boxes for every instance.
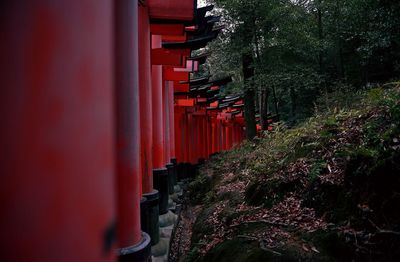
[199,0,400,133]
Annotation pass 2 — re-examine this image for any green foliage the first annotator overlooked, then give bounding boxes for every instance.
[309,160,327,181]
[204,0,400,124]
[188,85,400,261]
[188,172,214,205]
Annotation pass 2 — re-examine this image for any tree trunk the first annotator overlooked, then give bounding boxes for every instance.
[271,84,279,119]
[290,85,296,118]
[242,53,257,140]
[317,0,329,107]
[317,0,323,74]
[335,0,345,79]
[259,87,269,131]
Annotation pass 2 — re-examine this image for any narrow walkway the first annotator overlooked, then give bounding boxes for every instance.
[169,189,203,261]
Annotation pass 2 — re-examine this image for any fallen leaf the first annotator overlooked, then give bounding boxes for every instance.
[311,246,320,253]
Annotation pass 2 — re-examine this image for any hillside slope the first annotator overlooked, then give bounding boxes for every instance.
[188,85,400,262]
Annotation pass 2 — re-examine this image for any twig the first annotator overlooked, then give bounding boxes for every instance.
[368,219,382,231]
[260,240,282,256]
[368,219,400,236]
[237,235,258,241]
[230,220,290,229]
[376,230,400,236]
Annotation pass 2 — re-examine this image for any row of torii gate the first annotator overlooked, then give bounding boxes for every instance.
[0,1,251,262]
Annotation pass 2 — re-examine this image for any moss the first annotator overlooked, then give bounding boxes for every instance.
[217,191,242,205]
[302,230,354,261]
[199,237,347,262]
[304,179,356,223]
[234,221,268,235]
[189,169,221,205]
[198,239,285,262]
[245,182,268,206]
[245,180,287,208]
[367,88,385,105]
[191,205,215,245]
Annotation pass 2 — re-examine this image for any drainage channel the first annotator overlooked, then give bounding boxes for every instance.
[168,182,203,262]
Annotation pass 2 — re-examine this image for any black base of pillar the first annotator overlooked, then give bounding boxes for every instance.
[141,190,160,246]
[210,152,219,158]
[198,158,205,165]
[177,163,185,180]
[117,232,151,262]
[153,168,169,215]
[166,163,174,193]
[171,158,178,185]
[186,163,197,178]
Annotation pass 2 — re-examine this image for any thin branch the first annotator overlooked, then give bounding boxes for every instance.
[368,219,400,236]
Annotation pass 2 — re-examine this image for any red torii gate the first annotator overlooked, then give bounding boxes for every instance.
[173,74,247,179]
[1,1,119,261]
[0,0,251,261]
[139,1,225,259]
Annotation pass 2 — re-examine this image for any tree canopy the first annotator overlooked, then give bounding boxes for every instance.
[203,0,400,125]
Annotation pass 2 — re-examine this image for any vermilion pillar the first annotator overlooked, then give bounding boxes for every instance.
[169,82,176,161]
[0,1,118,261]
[227,124,233,149]
[174,108,185,163]
[224,124,229,150]
[196,115,203,162]
[233,125,237,145]
[174,107,186,179]
[202,116,207,159]
[139,5,153,194]
[168,81,178,188]
[151,35,165,169]
[221,124,227,151]
[184,111,190,164]
[208,117,213,157]
[211,119,217,154]
[214,119,221,153]
[188,112,197,164]
[115,0,150,260]
[234,124,239,146]
[163,81,171,165]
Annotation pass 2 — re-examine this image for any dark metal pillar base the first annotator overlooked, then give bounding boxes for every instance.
[166,163,174,193]
[186,163,197,178]
[198,158,205,165]
[177,163,185,180]
[185,163,191,179]
[153,168,169,215]
[171,158,178,185]
[141,190,160,246]
[117,232,151,262]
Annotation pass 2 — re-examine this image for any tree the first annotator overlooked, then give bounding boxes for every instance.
[204,0,400,126]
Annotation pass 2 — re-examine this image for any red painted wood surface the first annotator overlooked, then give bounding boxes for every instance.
[169,82,176,159]
[152,35,165,168]
[174,107,185,163]
[163,80,171,164]
[174,82,190,92]
[150,24,185,35]
[148,0,195,21]
[139,5,154,193]
[207,118,213,156]
[162,34,187,42]
[152,48,183,66]
[184,110,191,163]
[0,1,116,261]
[114,0,143,250]
[164,68,189,81]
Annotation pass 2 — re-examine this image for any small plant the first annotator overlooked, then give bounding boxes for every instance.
[309,160,327,181]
